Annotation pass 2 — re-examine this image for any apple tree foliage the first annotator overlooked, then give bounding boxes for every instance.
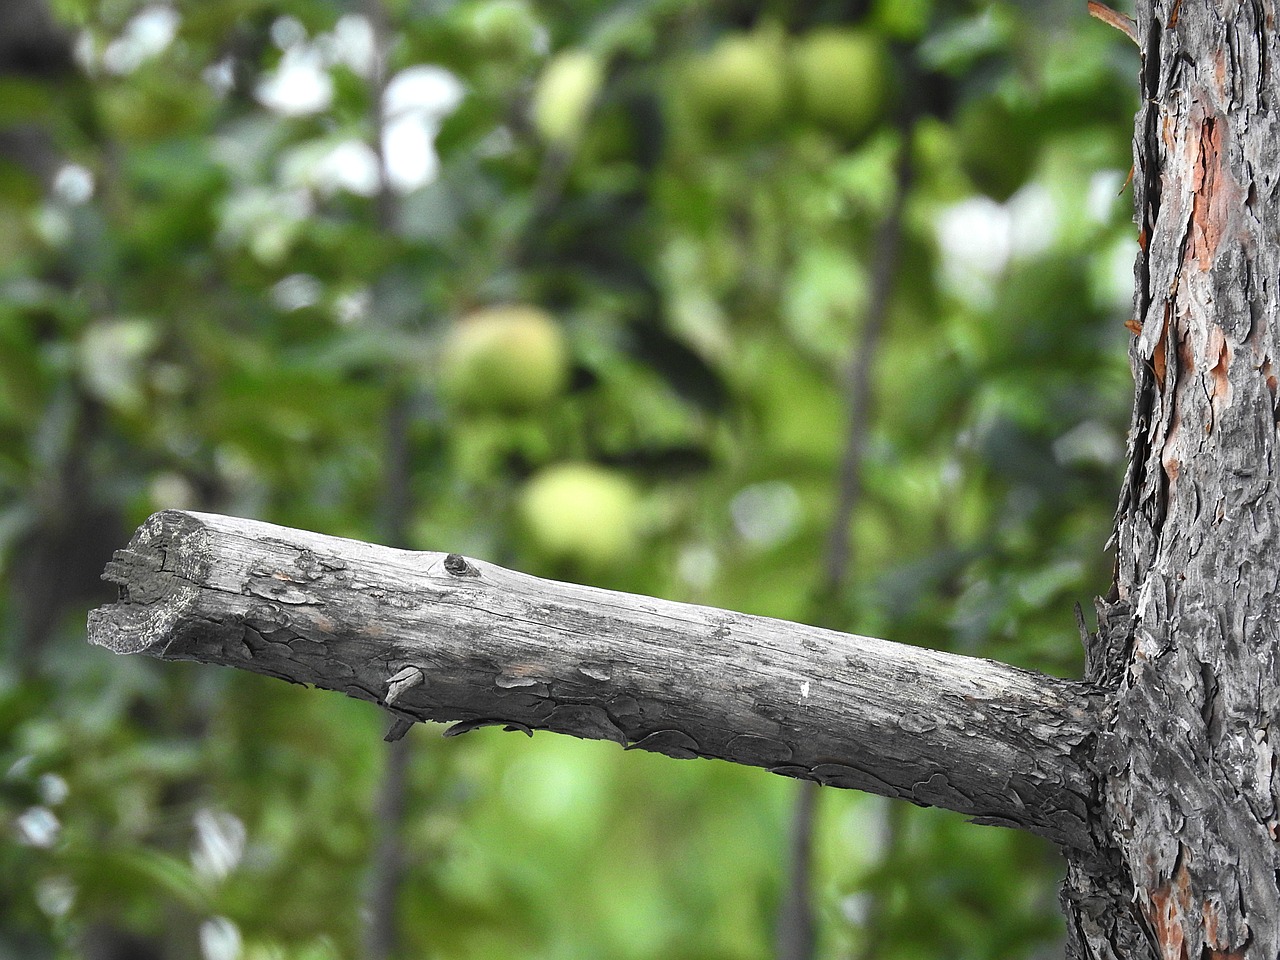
[0,0,1140,957]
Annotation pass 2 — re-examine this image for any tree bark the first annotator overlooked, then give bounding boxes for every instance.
[1061,2,1280,958]
[87,509,1103,852]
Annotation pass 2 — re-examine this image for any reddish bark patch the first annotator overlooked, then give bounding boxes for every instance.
[1203,900,1220,950]
[1188,114,1232,270]
[1153,304,1171,386]
[1144,858,1248,960]
[1201,900,1244,958]
[1178,325,1197,378]
[1207,326,1230,432]
[1162,396,1183,485]
[1145,856,1192,960]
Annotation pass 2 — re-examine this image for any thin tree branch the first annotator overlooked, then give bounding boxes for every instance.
[362,388,416,960]
[363,0,396,236]
[775,781,818,960]
[363,725,411,960]
[89,510,1105,854]
[1086,1,1139,46]
[359,3,413,955]
[822,140,914,602]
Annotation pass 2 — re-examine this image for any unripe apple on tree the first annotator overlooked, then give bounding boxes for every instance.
[458,0,539,60]
[438,305,570,413]
[519,463,641,570]
[791,28,889,142]
[956,96,1038,201]
[530,49,605,147]
[678,28,789,142]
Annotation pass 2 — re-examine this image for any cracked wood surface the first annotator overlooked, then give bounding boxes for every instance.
[1063,2,1280,958]
[88,509,1103,851]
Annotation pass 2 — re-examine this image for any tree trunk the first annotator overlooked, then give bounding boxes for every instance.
[1062,1,1280,958]
[85,2,1280,956]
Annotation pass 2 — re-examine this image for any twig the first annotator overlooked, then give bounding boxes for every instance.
[822,139,914,603]
[1086,1,1139,46]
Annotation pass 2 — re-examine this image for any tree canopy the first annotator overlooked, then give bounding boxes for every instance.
[0,1,1141,957]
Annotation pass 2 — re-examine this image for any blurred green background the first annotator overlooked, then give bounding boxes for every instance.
[0,0,1140,957]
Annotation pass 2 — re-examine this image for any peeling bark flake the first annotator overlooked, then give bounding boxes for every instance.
[1188,113,1235,271]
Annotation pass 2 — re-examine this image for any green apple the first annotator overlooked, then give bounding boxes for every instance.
[679,29,789,143]
[956,97,1038,201]
[439,305,570,413]
[792,28,889,141]
[870,0,932,40]
[520,463,640,569]
[530,49,604,147]
[459,0,540,60]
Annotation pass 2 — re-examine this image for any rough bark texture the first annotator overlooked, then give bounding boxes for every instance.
[1063,1,1280,957]
[88,509,1104,851]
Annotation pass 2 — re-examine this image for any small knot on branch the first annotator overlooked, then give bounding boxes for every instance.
[443,553,479,577]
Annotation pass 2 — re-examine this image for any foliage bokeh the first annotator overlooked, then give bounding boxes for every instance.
[0,0,1139,957]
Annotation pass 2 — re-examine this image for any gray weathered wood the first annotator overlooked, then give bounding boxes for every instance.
[88,508,1103,851]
